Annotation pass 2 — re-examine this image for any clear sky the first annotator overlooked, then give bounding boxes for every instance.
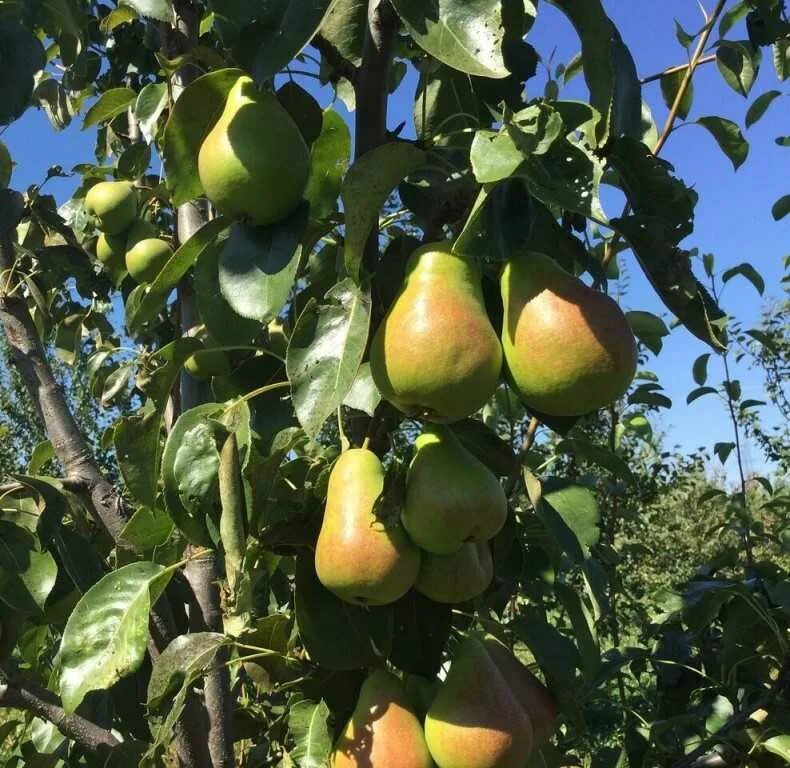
[2,0,787,482]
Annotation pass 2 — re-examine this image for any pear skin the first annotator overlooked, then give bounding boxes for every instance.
[125,238,172,284]
[331,669,435,768]
[402,426,507,555]
[417,541,493,604]
[85,181,137,235]
[315,449,420,606]
[124,218,158,251]
[501,252,637,416]
[184,349,231,381]
[95,232,126,270]
[369,242,502,423]
[198,76,310,226]
[425,635,534,768]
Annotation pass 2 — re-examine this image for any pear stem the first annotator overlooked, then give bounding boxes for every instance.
[361,436,372,450]
[523,416,540,453]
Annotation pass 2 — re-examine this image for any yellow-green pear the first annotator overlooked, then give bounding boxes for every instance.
[501,252,637,416]
[417,540,493,604]
[425,634,534,768]
[184,348,231,381]
[198,75,310,226]
[95,232,126,270]
[402,425,507,555]
[85,181,137,235]
[125,238,172,284]
[369,242,502,423]
[315,449,420,606]
[124,218,158,250]
[330,669,435,768]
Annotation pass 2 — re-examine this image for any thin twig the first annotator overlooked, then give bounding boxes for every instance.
[522,416,540,453]
[640,53,716,84]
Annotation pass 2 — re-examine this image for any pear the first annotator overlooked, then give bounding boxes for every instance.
[402,425,507,555]
[315,449,420,606]
[369,242,502,423]
[198,75,310,226]
[124,218,158,250]
[417,541,493,604]
[331,669,434,768]
[125,238,172,284]
[184,348,230,381]
[85,181,137,235]
[425,634,534,768]
[501,252,637,416]
[95,232,126,270]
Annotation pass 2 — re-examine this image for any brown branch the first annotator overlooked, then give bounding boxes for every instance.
[312,33,358,82]
[522,416,540,453]
[640,53,716,84]
[0,670,119,752]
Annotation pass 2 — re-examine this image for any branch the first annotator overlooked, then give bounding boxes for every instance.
[640,53,716,84]
[312,33,358,82]
[0,670,118,752]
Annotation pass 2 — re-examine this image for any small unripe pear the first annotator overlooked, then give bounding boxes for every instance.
[184,349,231,381]
[95,232,126,270]
[198,76,310,226]
[85,181,137,235]
[125,238,172,284]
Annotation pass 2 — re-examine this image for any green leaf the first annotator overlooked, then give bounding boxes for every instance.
[719,2,748,36]
[117,142,151,180]
[218,204,308,322]
[318,0,367,65]
[119,0,172,22]
[162,68,243,206]
[693,353,711,386]
[388,590,451,677]
[722,262,764,295]
[763,735,790,761]
[628,388,672,409]
[194,236,263,346]
[289,699,332,768]
[532,479,600,563]
[99,6,138,33]
[546,0,642,143]
[775,37,790,80]
[772,194,790,220]
[555,584,599,680]
[391,0,512,78]
[82,88,136,129]
[134,82,169,144]
[0,22,46,125]
[277,82,323,146]
[114,404,161,507]
[294,554,391,670]
[254,0,337,81]
[626,311,670,355]
[174,423,221,516]
[147,632,227,709]
[287,280,371,437]
[0,521,57,615]
[660,69,693,119]
[341,142,425,281]
[128,217,228,334]
[59,561,172,712]
[342,362,381,416]
[740,398,766,412]
[716,40,760,98]
[453,418,519,478]
[714,441,735,464]
[555,438,633,481]
[119,506,174,551]
[304,109,351,220]
[697,116,749,170]
[745,89,782,128]
[723,379,741,401]
[705,694,734,734]
[0,140,11,187]
[28,441,55,474]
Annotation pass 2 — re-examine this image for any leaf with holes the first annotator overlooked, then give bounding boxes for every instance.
[59,561,173,712]
[287,279,371,437]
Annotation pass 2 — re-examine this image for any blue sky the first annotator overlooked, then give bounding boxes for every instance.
[2,0,787,481]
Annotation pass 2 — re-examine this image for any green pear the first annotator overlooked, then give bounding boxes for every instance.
[85,181,137,235]
[501,252,637,416]
[315,449,420,606]
[402,425,507,555]
[125,238,172,284]
[417,540,493,604]
[184,348,231,381]
[331,669,435,768]
[425,634,534,768]
[124,218,158,250]
[369,242,503,423]
[95,232,126,270]
[198,75,310,226]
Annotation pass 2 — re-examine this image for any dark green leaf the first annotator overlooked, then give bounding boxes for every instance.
[716,40,760,98]
[723,379,741,401]
[0,521,56,615]
[745,89,782,128]
[0,22,46,125]
[304,109,351,220]
[117,142,151,180]
[219,204,307,322]
[0,140,11,187]
[692,353,711,386]
[162,68,243,206]
[675,19,695,48]
[318,0,367,65]
[287,280,371,437]
[740,398,766,412]
[341,142,425,281]
[719,2,748,36]
[59,561,172,712]
[120,506,174,551]
[714,441,735,464]
[82,88,136,129]
[277,81,323,146]
[775,37,790,80]
[626,310,670,355]
[697,116,749,170]
[388,590,451,677]
[555,438,634,481]
[722,262,764,295]
[114,404,161,507]
[628,388,672,409]
[772,194,790,220]
[660,69,693,119]
[687,386,718,404]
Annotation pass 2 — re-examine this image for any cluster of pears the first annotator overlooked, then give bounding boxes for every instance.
[330,633,558,768]
[315,423,507,607]
[197,75,310,226]
[370,241,637,420]
[86,180,172,284]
